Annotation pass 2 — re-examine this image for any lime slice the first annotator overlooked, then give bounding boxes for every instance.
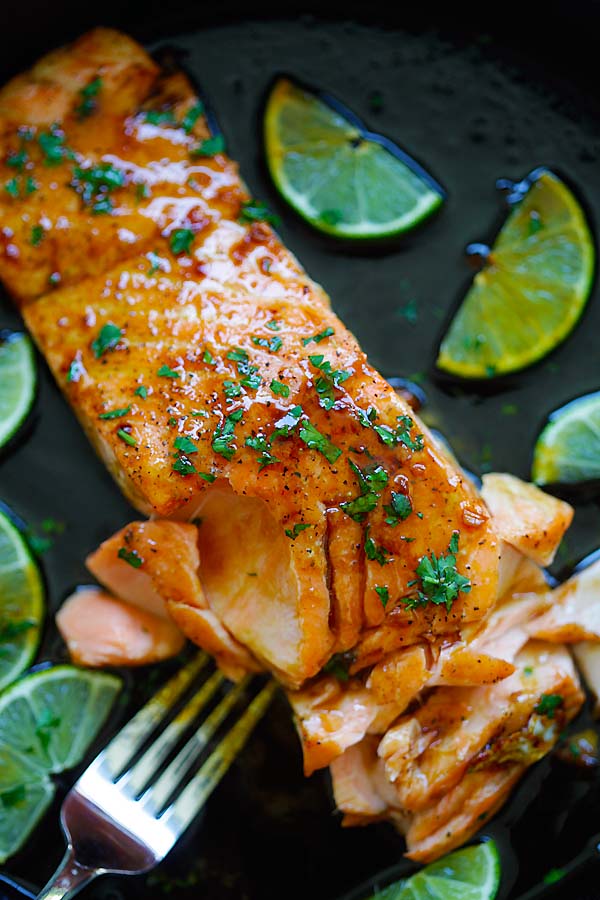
[532,391,600,486]
[0,332,36,450]
[0,665,121,862]
[369,842,500,900]
[0,508,45,691]
[263,77,444,239]
[437,169,595,378]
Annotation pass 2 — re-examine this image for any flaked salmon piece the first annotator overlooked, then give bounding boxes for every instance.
[573,642,600,716]
[367,645,429,706]
[287,678,402,775]
[481,472,573,566]
[56,586,185,666]
[405,766,523,862]
[378,641,583,812]
[327,508,364,654]
[528,558,600,643]
[86,519,260,681]
[329,737,398,824]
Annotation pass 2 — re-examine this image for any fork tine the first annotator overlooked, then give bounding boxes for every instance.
[159,681,277,835]
[101,652,209,777]
[141,676,250,814]
[121,669,227,797]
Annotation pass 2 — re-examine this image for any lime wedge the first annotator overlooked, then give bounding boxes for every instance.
[0,332,36,450]
[263,77,444,239]
[0,508,44,691]
[369,842,500,900]
[437,169,595,378]
[532,391,600,486]
[0,665,121,862]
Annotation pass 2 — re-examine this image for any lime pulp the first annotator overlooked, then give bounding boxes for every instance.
[532,391,600,486]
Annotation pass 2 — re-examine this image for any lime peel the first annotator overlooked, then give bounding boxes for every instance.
[0,331,37,450]
[532,391,600,486]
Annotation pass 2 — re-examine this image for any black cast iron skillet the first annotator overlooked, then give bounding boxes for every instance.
[2,3,600,899]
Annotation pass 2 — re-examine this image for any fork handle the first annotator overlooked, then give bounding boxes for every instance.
[35,849,99,900]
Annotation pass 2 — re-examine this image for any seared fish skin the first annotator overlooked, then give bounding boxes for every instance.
[2,29,587,861]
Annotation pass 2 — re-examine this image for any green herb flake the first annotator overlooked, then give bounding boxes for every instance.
[38,125,74,166]
[252,336,282,352]
[172,455,196,476]
[117,546,143,568]
[192,134,226,157]
[223,380,242,399]
[66,357,84,383]
[212,409,243,460]
[76,77,102,119]
[143,109,176,126]
[99,405,131,420]
[384,491,413,526]
[365,528,391,566]
[157,364,180,379]
[241,373,261,390]
[198,471,216,483]
[91,323,122,358]
[170,228,195,255]
[404,531,470,612]
[245,434,280,470]
[265,320,280,331]
[375,585,390,608]
[174,435,199,455]
[299,420,342,464]
[322,652,354,682]
[239,199,280,228]
[203,349,215,365]
[4,178,19,198]
[7,149,27,171]
[71,163,125,212]
[284,522,311,540]
[117,428,137,447]
[535,694,564,719]
[134,385,148,399]
[270,380,290,398]
[182,102,205,134]
[30,224,44,246]
[542,869,565,886]
[302,327,335,346]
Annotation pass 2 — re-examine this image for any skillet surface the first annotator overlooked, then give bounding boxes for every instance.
[2,8,600,899]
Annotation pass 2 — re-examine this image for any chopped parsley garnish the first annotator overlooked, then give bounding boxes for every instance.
[30,224,44,246]
[24,176,37,195]
[241,373,261,390]
[227,347,258,376]
[147,251,167,275]
[143,109,176,126]
[4,178,19,198]
[340,460,388,522]
[223,380,242,399]
[99,405,131,420]
[272,405,303,441]
[252,336,282,352]
[198,472,216,483]
[75,77,102,119]
[7,149,27,171]
[298,420,341,464]
[66,357,84,383]
[192,134,226,156]
[364,528,391,566]
[135,182,151,202]
[285,522,311,539]
[157,364,180,379]
[212,409,243,460]
[174,436,198,455]
[374,415,424,452]
[375,585,390,607]
[172,455,197,476]
[270,380,290,398]
[203,349,215,365]
[535,694,564,719]
[91,323,122,358]
[384,491,413,525]
[403,531,470,612]
[302,327,334,346]
[117,428,137,447]
[71,163,125,214]
[266,320,280,331]
[239,199,280,228]
[308,354,351,410]
[323,652,354,682]
[170,228,194,255]
[182,102,205,134]
[134,385,148,399]
[38,125,74,166]
[117,546,143,568]
[357,405,378,428]
[245,434,280,469]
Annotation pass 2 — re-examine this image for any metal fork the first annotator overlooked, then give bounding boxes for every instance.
[35,653,276,900]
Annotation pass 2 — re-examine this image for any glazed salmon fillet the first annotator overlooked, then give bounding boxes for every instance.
[1,28,591,861]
